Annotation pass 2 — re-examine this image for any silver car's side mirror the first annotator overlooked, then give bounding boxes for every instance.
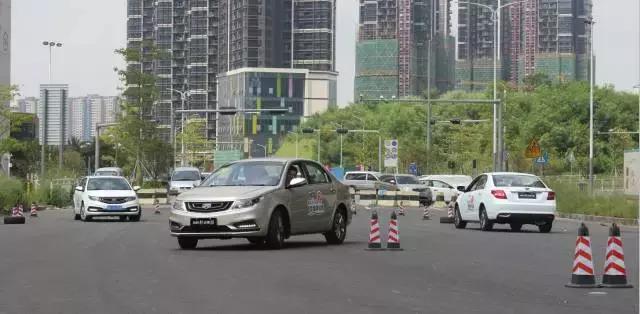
[75,186,84,192]
[288,177,307,188]
[133,186,141,192]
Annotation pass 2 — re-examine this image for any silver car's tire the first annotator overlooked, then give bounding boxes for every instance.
[324,209,347,245]
[479,207,493,231]
[178,237,198,249]
[80,204,91,222]
[265,210,285,249]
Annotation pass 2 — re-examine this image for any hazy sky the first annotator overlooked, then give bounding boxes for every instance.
[10,0,640,105]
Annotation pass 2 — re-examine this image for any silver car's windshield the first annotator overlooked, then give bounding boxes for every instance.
[87,178,131,191]
[202,161,285,186]
[172,170,200,181]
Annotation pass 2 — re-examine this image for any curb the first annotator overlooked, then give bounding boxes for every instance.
[557,213,638,226]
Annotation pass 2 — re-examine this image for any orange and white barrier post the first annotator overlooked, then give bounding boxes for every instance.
[366,210,382,250]
[566,223,597,288]
[387,211,402,250]
[600,223,633,288]
[30,203,38,217]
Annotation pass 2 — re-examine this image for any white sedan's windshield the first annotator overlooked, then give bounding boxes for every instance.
[202,161,285,186]
[87,178,131,191]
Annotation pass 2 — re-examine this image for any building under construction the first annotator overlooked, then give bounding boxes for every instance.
[355,0,452,99]
[455,0,593,90]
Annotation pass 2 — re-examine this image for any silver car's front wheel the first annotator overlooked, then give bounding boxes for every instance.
[80,204,91,222]
[324,209,347,245]
[265,210,285,249]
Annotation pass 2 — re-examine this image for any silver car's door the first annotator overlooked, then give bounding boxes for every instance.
[285,163,315,234]
[302,161,336,232]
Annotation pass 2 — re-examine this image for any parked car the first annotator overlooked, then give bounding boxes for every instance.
[419,174,473,190]
[419,178,460,202]
[341,171,397,191]
[453,172,556,233]
[168,167,203,195]
[379,174,431,206]
[73,176,141,222]
[170,158,352,249]
[94,167,124,177]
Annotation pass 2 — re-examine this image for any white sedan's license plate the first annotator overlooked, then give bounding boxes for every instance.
[518,192,537,199]
[106,205,122,211]
[191,218,216,226]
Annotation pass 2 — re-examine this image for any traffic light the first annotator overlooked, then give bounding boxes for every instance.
[301,128,315,134]
[336,128,349,134]
[450,118,462,125]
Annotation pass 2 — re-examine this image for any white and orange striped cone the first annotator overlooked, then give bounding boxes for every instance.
[439,203,455,223]
[566,223,597,288]
[422,206,430,220]
[30,204,38,217]
[153,197,160,214]
[600,224,633,288]
[366,210,383,250]
[387,211,403,250]
[398,203,405,216]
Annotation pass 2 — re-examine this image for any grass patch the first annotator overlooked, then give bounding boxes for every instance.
[547,180,638,219]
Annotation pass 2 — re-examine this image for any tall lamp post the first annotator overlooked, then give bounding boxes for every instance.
[585,18,595,193]
[168,89,189,166]
[42,41,62,83]
[459,1,522,171]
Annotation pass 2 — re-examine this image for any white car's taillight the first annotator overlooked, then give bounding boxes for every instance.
[491,189,507,199]
[547,191,556,200]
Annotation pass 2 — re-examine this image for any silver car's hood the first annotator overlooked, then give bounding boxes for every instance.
[177,186,279,201]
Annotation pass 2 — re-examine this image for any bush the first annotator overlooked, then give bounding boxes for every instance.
[0,176,25,214]
[548,180,638,219]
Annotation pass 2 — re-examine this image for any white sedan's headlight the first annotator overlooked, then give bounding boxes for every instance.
[124,196,137,202]
[88,196,100,201]
[232,197,262,209]
[172,200,186,211]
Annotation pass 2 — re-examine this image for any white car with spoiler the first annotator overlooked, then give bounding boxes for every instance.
[453,172,556,233]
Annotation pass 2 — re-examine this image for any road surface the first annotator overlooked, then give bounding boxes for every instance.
[0,206,637,314]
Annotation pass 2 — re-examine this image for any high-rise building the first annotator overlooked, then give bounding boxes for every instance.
[69,97,87,141]
[127,0,337,162]
[354,0,447,99]
[38,84,69,146]
[509,0,592,83]
[0,0,10,87]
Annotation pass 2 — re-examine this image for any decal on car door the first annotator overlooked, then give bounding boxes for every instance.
[307,191,326,216]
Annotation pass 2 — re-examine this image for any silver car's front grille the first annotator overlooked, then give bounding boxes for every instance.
[99,197,128,204]
[186,201,233,213]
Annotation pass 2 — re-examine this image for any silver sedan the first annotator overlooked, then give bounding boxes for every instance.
[170,158,352,249]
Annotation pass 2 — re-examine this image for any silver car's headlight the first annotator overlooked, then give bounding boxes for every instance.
[172,200,186,211]
[88,196,100,201]
[232,197,262,209]
[124,196,137,202]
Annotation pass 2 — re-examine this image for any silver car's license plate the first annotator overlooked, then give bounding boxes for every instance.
[191,218,216,226]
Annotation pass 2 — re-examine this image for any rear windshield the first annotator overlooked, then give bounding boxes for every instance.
[492,175,546,188]
[172,170,200,181]
[345,173,367,180]
[95,171,119,176]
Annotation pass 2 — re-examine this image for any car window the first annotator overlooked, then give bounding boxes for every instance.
[379,175,395,184]
[474,176,487,190]
[171,170,200,181]
[433,180,453,189]
[303,162,329,185]
[422,180,433,187]
[87,178,131,191]
[345,173,366,180]
[286,163,306,186]
[366,174,379,181]
[395,176,420,184]
[95,171,119,176]
[466,176,481,191]
[203,161,284,186]
[493,174,547,188]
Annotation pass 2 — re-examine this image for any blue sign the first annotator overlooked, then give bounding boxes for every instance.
[408,162,418,175]
[535,151,549,164]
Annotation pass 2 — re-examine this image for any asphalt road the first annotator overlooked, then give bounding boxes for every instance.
[0,206,638,314]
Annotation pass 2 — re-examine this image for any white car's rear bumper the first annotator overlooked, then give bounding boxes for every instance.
[488,202,556,224]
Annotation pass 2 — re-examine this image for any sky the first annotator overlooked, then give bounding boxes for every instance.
[9,0,640,104]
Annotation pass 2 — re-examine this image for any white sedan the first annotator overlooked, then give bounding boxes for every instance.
[73,176,142,222]
[453,172,556,233]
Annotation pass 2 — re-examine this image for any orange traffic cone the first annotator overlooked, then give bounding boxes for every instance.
[366,210,382,250]
[30,203,38,217]
[566,223,597,288]
[398,203,405,216]
[600,224,633,288]
[387,211,402,250]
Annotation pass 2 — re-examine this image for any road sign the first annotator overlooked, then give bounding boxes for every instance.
[384,139,398,168]
[525,139,541,158]
[408,163,418,175]
[535,151,549,164]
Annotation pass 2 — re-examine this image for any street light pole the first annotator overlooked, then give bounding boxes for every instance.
[586,19,595,193]
[169,89,189,166]
[42,41,62,83]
